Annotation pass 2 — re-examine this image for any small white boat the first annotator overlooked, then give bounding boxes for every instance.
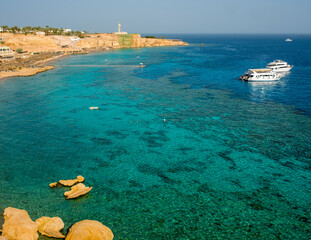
[285,38,293,42]
[240,69,281,82]
[266,60,293,72]
[89,107,99,110]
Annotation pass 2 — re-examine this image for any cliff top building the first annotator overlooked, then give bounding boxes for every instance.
[114,23,127,35]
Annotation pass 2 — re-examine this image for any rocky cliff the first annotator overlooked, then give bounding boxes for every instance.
[0,33,188,53]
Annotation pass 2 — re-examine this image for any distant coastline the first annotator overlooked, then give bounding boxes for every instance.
[0,32,188,80]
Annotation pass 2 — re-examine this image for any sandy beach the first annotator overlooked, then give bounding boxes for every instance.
[0,66,54,80]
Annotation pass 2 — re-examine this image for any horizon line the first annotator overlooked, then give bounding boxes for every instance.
[141,33,311,35]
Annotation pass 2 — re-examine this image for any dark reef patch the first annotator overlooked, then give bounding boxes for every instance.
[137,163,177,184]
[140,130,170,148]
[218,151,237,168]
[106,130,129,139]
[106,148,129,161]
[98,161,111,168]
[91,137,113,145]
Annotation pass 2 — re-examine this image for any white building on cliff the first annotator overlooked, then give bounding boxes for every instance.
[114,23,127,35]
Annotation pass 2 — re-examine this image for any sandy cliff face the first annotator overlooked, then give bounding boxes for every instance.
[74,34,120,49]
[74,34,188,49]
[0,33,60,52]
[0,33,188,53]
[132,34,188,47]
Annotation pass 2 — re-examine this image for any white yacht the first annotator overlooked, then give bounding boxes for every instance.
[285,38,293,42]
[240,69,281,82]
[266,60,293,72]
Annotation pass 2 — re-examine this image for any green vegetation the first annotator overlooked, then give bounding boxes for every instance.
[0,41,4,44]
[144,36,166,39]
[118,34,133,47]
[145,36,157,39]
[16,48,23,53]
[0,25,87,36]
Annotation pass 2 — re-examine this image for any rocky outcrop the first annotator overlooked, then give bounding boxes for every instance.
[65,220,113,240]
[49,182,58,188]
[131,34,189,48]
[35,217,65,238]
[2,207,38,240]
[64,183,92,199]
[59,175,85,187]
[0,236,8,240]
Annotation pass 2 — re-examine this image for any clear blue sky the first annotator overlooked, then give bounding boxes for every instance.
[1,0,310,34]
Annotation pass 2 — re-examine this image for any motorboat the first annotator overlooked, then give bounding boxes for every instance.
[266,60,293,72]
[240,69,281,82]
[285,38,293,42]
[89,107,99,110]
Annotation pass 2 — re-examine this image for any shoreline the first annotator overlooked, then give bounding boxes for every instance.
[0,52,99,80]
[0,66,54,80]
[0,32,188,80]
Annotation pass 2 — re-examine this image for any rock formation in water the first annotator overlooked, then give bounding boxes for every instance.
[49,182,58,188]
[65,220,113,240]
[59,175,85,186]
[35,216,65,238]
[2,207,38,240]
[64,183,92,199]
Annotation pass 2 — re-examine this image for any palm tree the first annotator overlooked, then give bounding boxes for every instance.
[1,25,8,32]
[22,26,32,34]
[11,26,20,34]
[58,28,64,35]
[52,28,59,35]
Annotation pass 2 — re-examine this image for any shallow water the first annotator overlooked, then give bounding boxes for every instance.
[0,35,310,239]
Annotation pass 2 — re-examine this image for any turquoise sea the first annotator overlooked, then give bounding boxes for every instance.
[0,34,310,239]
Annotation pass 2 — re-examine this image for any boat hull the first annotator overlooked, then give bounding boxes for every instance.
[267,66,293,72]
[247,78,279,82]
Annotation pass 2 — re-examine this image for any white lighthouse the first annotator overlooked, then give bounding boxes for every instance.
[118,23,121,33]
[114,23,128,35]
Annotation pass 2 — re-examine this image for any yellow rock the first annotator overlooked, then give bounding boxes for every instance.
[59,175,85,186]
[2,207,38,240]
[76,175,85,183]
[64,183,92,199]
[49,182,58,188]
[65,220,113,240]
[35,216,65,238]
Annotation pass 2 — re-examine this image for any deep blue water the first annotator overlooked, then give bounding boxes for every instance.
[0,35,310,239]
[147,34,311,115]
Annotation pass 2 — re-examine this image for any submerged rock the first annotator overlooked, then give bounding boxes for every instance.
[49,182,58,188]
[65,220,113,240]
[64,183,92,199]
[35,216,65,238]
[2,207,38,240]
[59,175,85,187]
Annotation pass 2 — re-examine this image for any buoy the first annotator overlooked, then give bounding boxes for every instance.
[89,107,99,110]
